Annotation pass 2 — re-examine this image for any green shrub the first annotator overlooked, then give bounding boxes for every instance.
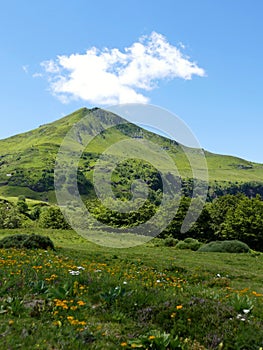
[176,238,202,251]
[0,201,22,229]
[0,234,55,250]
[151,238,165,247]
[198,240,250,253]
[163,236,179,247]
[39,206,70,229]
[184,237,197,244]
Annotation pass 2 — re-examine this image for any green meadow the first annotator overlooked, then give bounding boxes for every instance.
[0,229,262,349]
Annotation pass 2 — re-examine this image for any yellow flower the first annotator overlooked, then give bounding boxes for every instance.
[121,342,127,347]
[148,335,156,340]
[176,305,183,310]
[171,312,176,318]
[77,300,86,306]
[8,320,14,326]
[71,320,79,325]
[67,316,74,321]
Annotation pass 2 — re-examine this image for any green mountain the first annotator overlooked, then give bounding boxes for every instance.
[0,107,262,202]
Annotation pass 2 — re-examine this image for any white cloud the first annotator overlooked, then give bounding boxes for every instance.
[22,65,29,73]
[32,72,43,78]
[40,32,205,105]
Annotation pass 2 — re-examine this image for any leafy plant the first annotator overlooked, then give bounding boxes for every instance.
[127,330,185,349]
[0,233,55,250]
[176,238,202,251]
[198,240,250,253]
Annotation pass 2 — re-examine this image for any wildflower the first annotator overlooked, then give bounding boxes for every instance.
[77,266,85,270]
[71,320,79,325]
[69,270,80,275]
[77,300,86,306]
[243,309,251,314]
[176,305,183,310]
[121,342,127,347]
[67,316,74,321]
[8,320,14,326]
[148,335,156,340]
[171,312,176,318]
[236,314,246,321]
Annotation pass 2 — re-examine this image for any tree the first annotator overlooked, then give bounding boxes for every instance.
[0,201,21,229]
[208,194,243,239]
[17,196,28,214]
[39,206,70,229]
[221,195,263,251]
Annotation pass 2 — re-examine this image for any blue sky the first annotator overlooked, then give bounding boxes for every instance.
[1,0,263,162]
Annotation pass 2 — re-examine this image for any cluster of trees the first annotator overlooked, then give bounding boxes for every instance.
[86,194,263,251]
[1,192,263,251]
[0,197,69,230]
[164,194,263,251]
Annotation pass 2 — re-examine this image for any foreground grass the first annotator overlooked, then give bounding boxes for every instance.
[0,230,262,349]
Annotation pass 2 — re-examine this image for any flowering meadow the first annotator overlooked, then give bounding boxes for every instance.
[0,230,262,349]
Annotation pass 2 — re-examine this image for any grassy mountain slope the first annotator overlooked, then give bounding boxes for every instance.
[0,107,262,202]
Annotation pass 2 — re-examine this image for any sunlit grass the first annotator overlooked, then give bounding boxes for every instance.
[0,229,262,349]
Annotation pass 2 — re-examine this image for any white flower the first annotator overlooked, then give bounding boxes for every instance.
[123,281,127,285]
[216,274,221,278]
[69,270,80,276]
[156,280,161,283]
[236,314,246,321]
[77,266,85,270]
[243,309,250,314]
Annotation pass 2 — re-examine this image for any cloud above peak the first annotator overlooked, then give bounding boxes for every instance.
[41,32,205,105]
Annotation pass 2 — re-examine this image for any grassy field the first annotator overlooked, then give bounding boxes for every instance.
[0,229,262,349]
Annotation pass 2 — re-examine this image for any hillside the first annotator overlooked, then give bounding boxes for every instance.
[0,107,262,202]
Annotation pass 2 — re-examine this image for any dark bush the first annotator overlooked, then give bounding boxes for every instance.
[0,234,55,250]
[198,240,250,253]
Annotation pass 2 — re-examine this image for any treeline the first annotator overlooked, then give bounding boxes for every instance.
[163,194,263,251]
[0,197,70,230]
[86,194,263,251]
[1,193,263,251]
